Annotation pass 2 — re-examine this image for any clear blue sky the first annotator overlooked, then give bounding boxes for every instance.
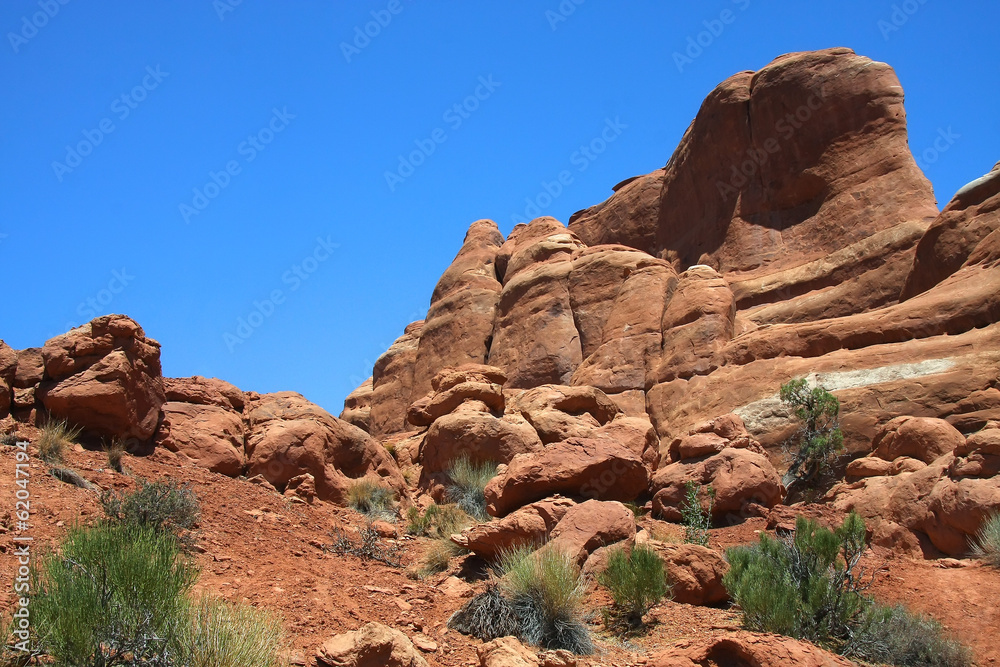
[2,1,997,416]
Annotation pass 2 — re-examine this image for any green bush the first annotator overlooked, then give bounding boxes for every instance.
[446,456,497,521]
[28,523,197,665]
[497,546,593,654]
[971,512,1000,567]
[37,418,82,465]
[598,544,669,629]
[845,603,971,667]
[724,513,971,665]
[346,479,396,519]
[182,595,287,667]
[100,478,200,539]
[680,481,714,547]
[780,378,844,489]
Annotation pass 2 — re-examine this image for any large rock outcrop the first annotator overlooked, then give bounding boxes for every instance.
[36,315,165,441]
[246,391,404,504]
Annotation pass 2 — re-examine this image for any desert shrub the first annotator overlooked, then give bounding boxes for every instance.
[724,513,971,664]
[971,512,1000,567]
[181,595,287,667]
[100,478,200,539]
[27,523,197,665]
[328,525,402,567]
[103,436,127,473]
[780,378,844,489]
[447,582,520,641]
[406,503,471,538]
[845,603,971,667]
[497,546,593,654]
[446,456,497,521]
[724,513,868,644]
[346,479,396,519]
[37,418,82,464]
[1,425,18,448]
[598,544,669,630]
[680,481,714,546]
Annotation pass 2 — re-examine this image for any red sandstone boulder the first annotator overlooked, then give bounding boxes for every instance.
[13,347,43,389]
[154,402,245,476]
[452,496,576,561]
[485,437,648,517]
[651,448,783,522]
[508,384,620,444]
[872,415,966,463]
[37,315,165,441]
[407,376,505,427]
[645,540,729,606]
[420,409,542,475]
[666,414,763,463]
[545,499,635,565]
[316,622,428,667]
[163,376,245,412]
[648,632,854,667]
[246,391,404,505]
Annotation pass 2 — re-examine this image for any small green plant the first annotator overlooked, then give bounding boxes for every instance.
[971,512,1000,567]
[26,523,198,665]
[446,456,498,521]
[598,544,669,631]
[103,436,127,473]
[346,479,396,519]
[780,378,844,490]
[724,513,970,664]
[680,481,714,547]
[496,546,593,654]
[182,595,287,667]
[37,418,82,464]
[100,478,200,539]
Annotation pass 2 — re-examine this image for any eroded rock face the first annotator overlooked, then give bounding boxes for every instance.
[368,322,423,439]
[246,391,404,504]
[164,376,245,412]
[0,341,16,417]
[339,377,373,432]
[37,315,165,441]
[508,384,621,444]
[569,48,936,278]
[411,220,504,400]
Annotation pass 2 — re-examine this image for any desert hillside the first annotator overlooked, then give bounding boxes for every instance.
[3,47,1000,666]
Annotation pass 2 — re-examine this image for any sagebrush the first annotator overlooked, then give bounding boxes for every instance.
[100,478,200,539]
[971,512,1000,567]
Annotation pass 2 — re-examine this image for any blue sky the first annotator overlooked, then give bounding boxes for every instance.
[2,1,997,416]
